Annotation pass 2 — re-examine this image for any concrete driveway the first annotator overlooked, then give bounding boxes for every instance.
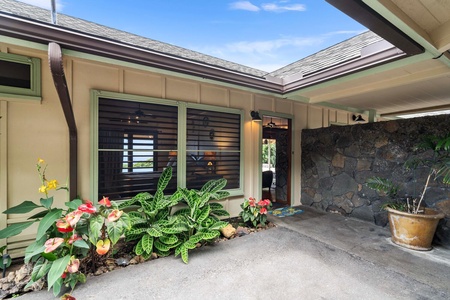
[17,206,450,300]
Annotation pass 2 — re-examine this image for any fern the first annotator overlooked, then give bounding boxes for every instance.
[366,176,399,198]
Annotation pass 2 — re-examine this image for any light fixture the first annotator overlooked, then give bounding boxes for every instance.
[267,117,276,128]
[352,114,365,123]
[250,111,262,122]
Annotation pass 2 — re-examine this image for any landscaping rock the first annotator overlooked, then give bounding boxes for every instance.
[220,224,236,238]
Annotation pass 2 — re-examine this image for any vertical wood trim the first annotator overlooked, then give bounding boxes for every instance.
[0,101,8,248]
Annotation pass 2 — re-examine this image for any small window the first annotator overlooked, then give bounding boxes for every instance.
[0,52,41,98]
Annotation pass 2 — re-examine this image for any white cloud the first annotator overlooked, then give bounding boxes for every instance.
[261,3,306,12]
[225,36,322,54]
[16,0,64,10]
[229,1,260,12]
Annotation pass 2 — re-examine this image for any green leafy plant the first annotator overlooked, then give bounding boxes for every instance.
[239,197,272,227]
[119,167,186,260]
[367,135,450,214]
[172,178,230,264]
[0,159,130,298]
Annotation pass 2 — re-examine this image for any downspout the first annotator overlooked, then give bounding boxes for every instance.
[48,42,78,200]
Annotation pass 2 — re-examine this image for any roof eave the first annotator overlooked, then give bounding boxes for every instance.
[0,13,283,93]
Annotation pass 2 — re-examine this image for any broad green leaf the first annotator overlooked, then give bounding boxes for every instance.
[157,166,172,191]
[28,210,49,220]
[197,205,210,224]
[88,215,104,244]
[209,203,224,210]
[183,240,197,250]
[47,255,71,290]
[107,221,124,245]
[209,221,229,230]
[180,245,189,264]
[31,258,46,282]
[211,209,230,217]
[3,201,42,214]
[0,221,36,239]
[159,234,178,245]
[141,234,154,254]
[141,251,151,260]
[24,242,46,264]
[41,252,58,261]
[118,197,139,209]
[155,248,170,257]
[200,178,227,194]
[73,239,90,249]
[40,197,54,209]
[36,209,63,241]
[52,277,63,297]
[211,191,231,200]
[188,233,204,244]
[134,239,144,256]
[154,239,170,252]
[126,227,148,236]
[147,226,163,237]
[173,208,190,216]
[202,230,220,240]
[65,198,83,210]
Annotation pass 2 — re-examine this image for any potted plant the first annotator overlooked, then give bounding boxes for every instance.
[367,135,449,251]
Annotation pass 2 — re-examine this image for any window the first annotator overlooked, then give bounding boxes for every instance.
[93,92,243,200]
[0,52,41,98]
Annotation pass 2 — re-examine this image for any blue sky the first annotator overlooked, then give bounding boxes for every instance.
[18,0,366,72]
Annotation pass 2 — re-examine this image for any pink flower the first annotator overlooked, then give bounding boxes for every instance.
[259,207,268,215]
[66,256,80,273]
[56,219,74,233]
[96,238,111,255]
[44,238,64,253]
[248,198,256,207]
[78,200,96,214]
[107,209,123,222]
[258,199,271,207]
[68,234,82,245]
[99,196,111,207]
[65,210,83,227]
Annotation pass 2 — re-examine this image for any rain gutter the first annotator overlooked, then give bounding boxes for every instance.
[48,42,78,200]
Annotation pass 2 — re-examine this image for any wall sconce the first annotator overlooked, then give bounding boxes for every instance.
[250,111,262,122]
[352,114,365,123]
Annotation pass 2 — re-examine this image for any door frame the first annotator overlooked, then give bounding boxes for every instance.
[258,111,294,206]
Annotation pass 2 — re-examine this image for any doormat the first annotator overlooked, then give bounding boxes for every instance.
[269,206,303,217]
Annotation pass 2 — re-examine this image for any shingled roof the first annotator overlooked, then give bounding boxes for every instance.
[0,0,389,85]
[0,0,268,77]
[269,31,384,79]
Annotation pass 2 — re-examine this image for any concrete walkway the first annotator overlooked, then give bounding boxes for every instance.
[18,206,450,300]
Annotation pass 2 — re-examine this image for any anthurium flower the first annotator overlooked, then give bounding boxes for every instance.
[107,209,123,222]
[99,196,111,207]
[259,207,268,215]
[61,294,76,300]
[249,197,256,207]
[68,233,82,245]
[96,238,111,255]
[78,200,96,214]
[66,256,80,273]
[65,210,83,227]
[56,219,74,233]
[44,237,64,253]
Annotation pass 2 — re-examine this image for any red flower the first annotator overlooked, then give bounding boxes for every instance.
[248,198,256,207]
[78,200,96,214]
[259,207,268,215]
[61,272,67,279]
[61,294,76,300]
[99,196,111,207]
[56,219,73,233]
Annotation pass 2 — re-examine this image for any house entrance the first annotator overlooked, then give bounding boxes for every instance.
[261,115,291,207]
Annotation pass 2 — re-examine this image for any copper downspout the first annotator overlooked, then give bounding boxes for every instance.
[48,42,78,200]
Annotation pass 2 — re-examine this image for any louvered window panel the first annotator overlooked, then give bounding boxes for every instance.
[98,98,178,200]
[186,108,241,189]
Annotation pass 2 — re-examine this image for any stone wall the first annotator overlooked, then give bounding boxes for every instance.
[301,115,450,247]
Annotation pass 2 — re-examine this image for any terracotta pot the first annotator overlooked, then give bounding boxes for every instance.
[386,207,445,251]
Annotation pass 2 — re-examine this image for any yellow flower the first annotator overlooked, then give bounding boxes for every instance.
[37,158,45,164]
[38,185,47,193]
[46,179,58,190]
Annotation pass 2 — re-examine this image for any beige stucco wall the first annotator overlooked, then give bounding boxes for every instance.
[0,39,356,256]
